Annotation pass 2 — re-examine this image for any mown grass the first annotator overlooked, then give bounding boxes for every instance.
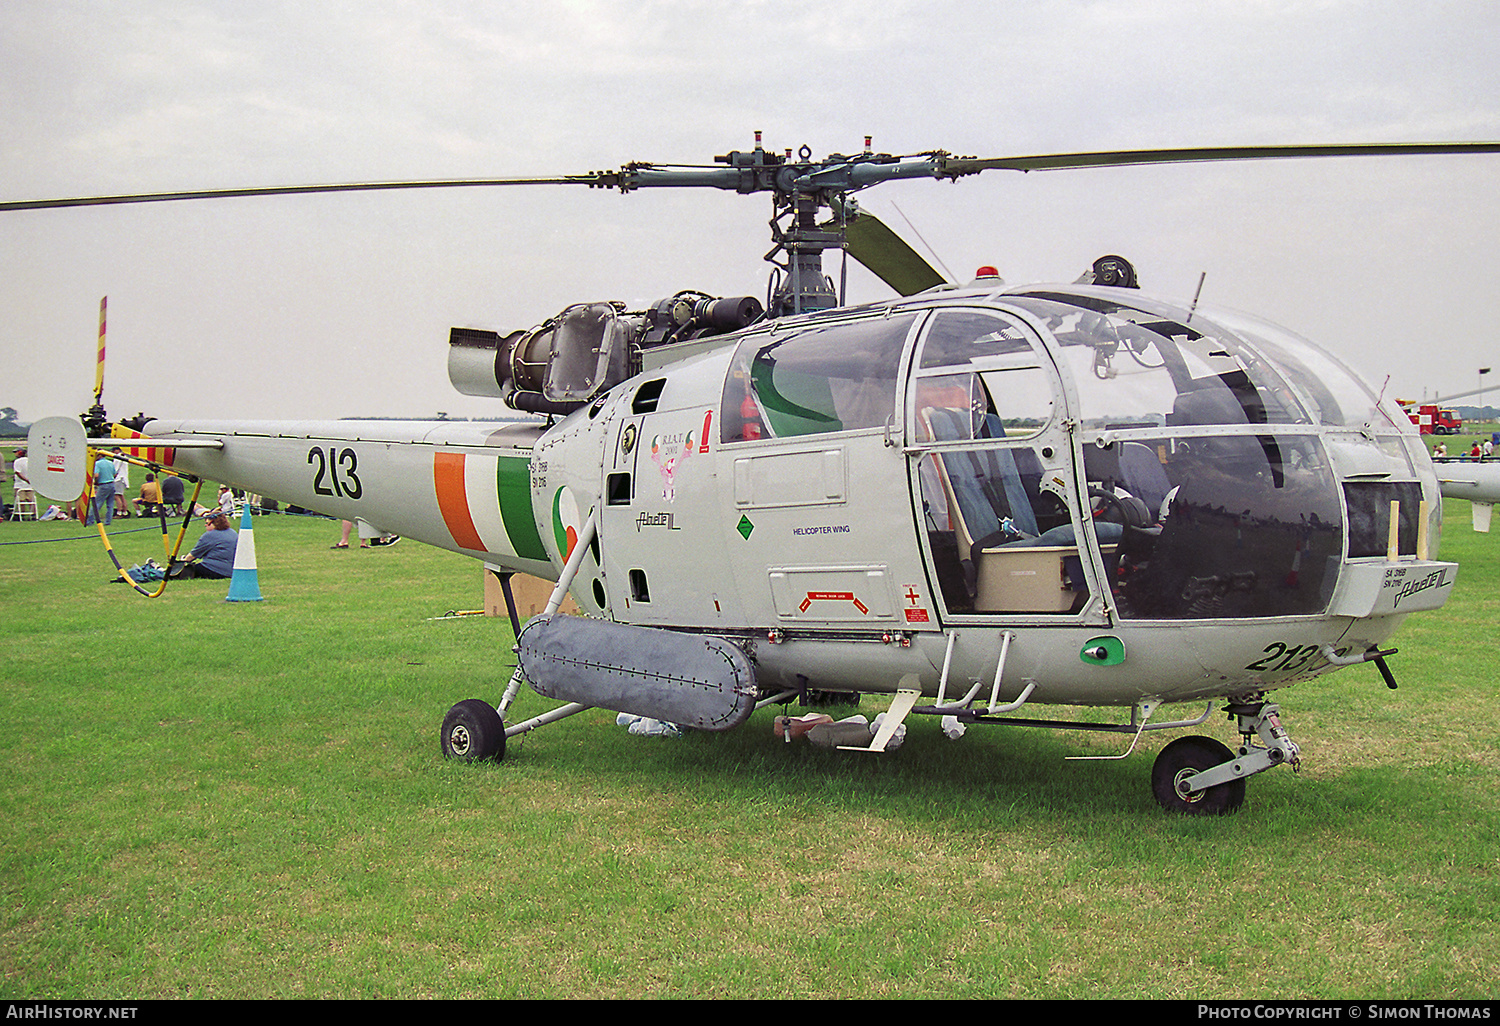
[0,497,1496,999]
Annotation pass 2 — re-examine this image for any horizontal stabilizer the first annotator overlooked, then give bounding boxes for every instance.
[27,417,223,501]
[26,417,88,501]
[1437,460,1500,503]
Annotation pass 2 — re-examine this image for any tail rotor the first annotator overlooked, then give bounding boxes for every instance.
[83,297,109,436]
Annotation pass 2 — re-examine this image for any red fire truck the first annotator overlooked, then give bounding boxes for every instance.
[1399,401,1463,435]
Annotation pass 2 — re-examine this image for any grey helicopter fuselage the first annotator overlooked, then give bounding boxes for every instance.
[144,280,1456,712]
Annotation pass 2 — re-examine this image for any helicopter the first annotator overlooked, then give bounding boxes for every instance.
[16,135,1497,815]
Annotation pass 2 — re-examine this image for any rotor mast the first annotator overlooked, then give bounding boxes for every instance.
[597,132,949,316]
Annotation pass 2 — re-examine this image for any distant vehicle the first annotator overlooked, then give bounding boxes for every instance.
[1398,401,1462,436]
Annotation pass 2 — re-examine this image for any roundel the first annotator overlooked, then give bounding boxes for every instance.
[551,486,585,563]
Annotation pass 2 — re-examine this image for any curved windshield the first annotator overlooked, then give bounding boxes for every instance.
[1089,431,1344,618]
[1202,306,1407,430]
[992,289,1363,619]
[1004,291,1314,430]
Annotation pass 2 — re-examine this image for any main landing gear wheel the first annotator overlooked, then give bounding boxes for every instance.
[441,699,506,763]
[1151,735,1245,815]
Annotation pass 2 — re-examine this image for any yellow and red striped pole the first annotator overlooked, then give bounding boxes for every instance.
[95,296,107,404]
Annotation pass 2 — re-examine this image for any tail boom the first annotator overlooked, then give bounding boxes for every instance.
[144,419,557,578]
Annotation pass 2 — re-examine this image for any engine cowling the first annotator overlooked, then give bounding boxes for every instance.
[448,293,763,415]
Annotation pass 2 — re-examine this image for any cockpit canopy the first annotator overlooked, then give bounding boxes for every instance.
[717,285,1409,444]
[713,285,1433,621]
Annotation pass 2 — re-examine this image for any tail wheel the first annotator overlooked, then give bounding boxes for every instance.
[441,699,506,763]
[1151,735,1245,815]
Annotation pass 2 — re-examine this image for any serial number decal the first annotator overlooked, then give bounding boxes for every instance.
[1245,642,1320,674]
[308,446,363,500]
[1386,565,1451,608]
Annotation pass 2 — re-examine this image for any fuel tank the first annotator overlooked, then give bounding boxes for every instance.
[515,615,758,730]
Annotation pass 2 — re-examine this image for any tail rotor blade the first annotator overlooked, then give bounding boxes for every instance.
[95,296,107,405]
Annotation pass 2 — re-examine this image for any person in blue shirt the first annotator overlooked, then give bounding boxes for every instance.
[86,456,117,525]
[170,512,238,579]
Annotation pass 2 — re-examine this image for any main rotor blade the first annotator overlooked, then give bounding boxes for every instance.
[7,141,1496,212]
[0,174,603,212]
[828,209,947,296]
[941,141,1500,178]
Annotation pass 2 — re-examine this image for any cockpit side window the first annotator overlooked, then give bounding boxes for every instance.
[919,309,1037,368]
[915,444,1088,615]
[912,310,1055,439]
[720,314,917,443]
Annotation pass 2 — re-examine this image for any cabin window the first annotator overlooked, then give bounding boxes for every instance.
[720,314,918,443]
[911,309,1056,441]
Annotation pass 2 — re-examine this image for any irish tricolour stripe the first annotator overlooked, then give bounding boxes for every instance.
[433,452,547,562]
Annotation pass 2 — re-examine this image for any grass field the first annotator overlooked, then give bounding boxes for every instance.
[0,495,1496,999]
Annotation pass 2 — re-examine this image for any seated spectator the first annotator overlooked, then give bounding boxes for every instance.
[160,475,185,515]
[169,513,238,579]
[133,474,164,516]
[12,447,34,513]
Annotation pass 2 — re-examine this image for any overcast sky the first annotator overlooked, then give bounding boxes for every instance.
[3,0,1499,423]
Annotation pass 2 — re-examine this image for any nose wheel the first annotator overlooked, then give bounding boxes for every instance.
[1151,735,1246,815]
[1149,700,1303,814]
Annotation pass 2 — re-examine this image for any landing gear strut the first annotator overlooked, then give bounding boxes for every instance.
[1150,699,1301,815]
